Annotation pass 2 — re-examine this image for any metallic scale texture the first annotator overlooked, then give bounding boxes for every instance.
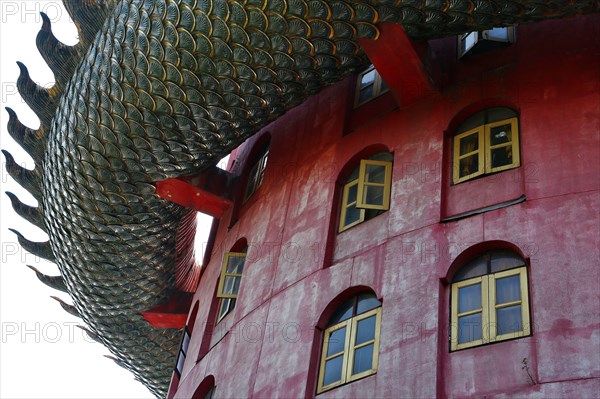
[4,0,598,396]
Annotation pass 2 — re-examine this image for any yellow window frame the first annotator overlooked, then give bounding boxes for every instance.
[317,307,382,393]
[453,126,485,184]
[216,252,246,299]
[489,267,530,342]
[485,117,520,174]
[451,266,530,351]
[450,276,488,351]
[356,159,392,211]
[453,116,520,184]
[338,179,365,233]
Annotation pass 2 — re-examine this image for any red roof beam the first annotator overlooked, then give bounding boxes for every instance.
[156,167,236,218]
[360,23,439,107]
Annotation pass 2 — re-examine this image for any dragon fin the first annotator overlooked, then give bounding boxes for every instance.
[51,296,80,318]
[26,265,67,293]
[1,150,42,202]
[9,229,55,262]
[77,325,101,343]
[16,61,58,130]
[5,192,45,232]
[36,13,80,90]
[5,107,46,161]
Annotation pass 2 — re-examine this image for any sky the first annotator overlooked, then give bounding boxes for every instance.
[0,2,214,397]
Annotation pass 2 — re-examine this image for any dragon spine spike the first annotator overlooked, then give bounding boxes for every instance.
[1,150,42,202]
[77,325,101,343]
[16,61,58,130]
[5,107,46,161]
[26,265,67,293]
[5,192,46,232]
[9,228,55,262]
[36,13,81,89]
[50,296,81,318]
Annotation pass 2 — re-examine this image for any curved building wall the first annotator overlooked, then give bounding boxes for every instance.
[172,15,599,399]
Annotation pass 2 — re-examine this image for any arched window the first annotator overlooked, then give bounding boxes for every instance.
[191,376,216,399]
[338,151,393,232]
[450,250,531,351]
[216,240,247,322]
[317,293,382,393]
[452,107,520,184]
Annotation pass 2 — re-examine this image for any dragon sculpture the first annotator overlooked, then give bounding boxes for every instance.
[4,0,597,396]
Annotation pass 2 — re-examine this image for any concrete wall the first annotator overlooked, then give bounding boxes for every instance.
[172,15,599,399]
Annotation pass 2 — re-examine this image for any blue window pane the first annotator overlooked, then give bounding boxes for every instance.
[355,316,376,345]
[326,327,347,357]
[352,344,374,375]
[223,275,241,295]
[356,294,381,315]
[344,204,361,227]
[182,331,190,353]
[458,283,481,313]
[328,299,353,325]
[176,351,186,374]
[323,356,343,386]
[358,86,374,103]
[360,70,376,88]
[484,27,509,41]
[496,275,521,304]
[458,313,482,344]
[497,305,523,335]
[226,256,245,273]
[347,182,358,203]
[461,32,477,53]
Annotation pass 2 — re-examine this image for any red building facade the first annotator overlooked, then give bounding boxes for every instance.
[169,15,599,398]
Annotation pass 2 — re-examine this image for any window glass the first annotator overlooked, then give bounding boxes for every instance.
[329,299,354,325]
[352,344,374,375]
[496,306,522,335]
[461,32,477,53]
[355,315,376,344]
[490,251,525,273]
[495,275,521,303]
[323,356,344,386]
[483,27,510,41]
[458,313,482,344]
[458,283,482,313]
[453,254,488,282]
[356,293,382,315]
[326,327,347,357]
[176,351,186,374]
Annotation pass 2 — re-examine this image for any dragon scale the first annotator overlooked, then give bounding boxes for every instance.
[5,0,598,396]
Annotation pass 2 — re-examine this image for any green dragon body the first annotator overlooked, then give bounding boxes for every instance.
[4,0,597,396]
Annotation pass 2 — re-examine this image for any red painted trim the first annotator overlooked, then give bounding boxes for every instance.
[360,22,437,107]
[156,178,232,218]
